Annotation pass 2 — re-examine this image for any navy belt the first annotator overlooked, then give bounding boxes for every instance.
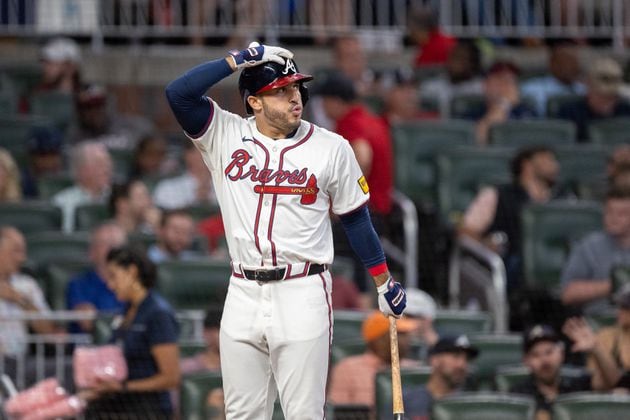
[242,264,327,281]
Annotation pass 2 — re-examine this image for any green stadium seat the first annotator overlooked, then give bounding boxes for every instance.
[26,231,90,267]
[375,367,432,419]
[0,92,15,114]
[488,119,576,147]
[392,120,475,206]
[433,310,492,337]
[420,95,440,114]
[0,115,54,166]
[29,91,75,132]
[555,145,608,200]
[74,203,110,231]
[333,310,367,343]
[449,94,486,119]
[546,94,583,119]
[587,309,617,330]
[180,371,223,420]
[469,334,523,390]
[184,203,221,222]
[156,260,231,310]
[362,94,384,114]
[179,342,207,358]
[331,338,366,366]
[43,258,91,310]
[432,392,535,420]
[0,201,62,234]
[0,64,42,99]
[92,314,116,344]
[109,148,134,178]
[552,392,630,420]
[436,146,512,224]
[495,364,590,393]
[588,118,630,145]
[521,201,603,291]
[37,174,74,200]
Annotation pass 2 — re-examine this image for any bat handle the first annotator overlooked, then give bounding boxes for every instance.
[389,315,405,417]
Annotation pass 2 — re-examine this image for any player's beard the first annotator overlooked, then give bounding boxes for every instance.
[262,103,301,136]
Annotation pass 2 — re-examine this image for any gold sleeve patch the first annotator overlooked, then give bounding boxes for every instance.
[358,176,369,194]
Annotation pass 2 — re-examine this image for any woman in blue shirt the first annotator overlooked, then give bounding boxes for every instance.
[84,245,180,419]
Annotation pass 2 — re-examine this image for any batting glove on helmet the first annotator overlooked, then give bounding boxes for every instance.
[229,41,294,71]
[377,276,407,318]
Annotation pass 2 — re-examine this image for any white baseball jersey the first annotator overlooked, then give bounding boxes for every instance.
[190,99,370,269]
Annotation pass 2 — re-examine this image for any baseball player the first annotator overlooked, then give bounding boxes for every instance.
[165,42,407,419]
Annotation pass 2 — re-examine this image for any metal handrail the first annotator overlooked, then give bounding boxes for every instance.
[448,235,508,333]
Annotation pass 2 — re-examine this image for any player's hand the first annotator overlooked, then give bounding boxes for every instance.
[228,42,293,71]
[377,277,407,318]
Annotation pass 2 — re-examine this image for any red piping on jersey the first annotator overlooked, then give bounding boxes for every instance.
[319,271,332,420]
[268,123,315,265]
[189,99,214,139]
[252,138,270,262]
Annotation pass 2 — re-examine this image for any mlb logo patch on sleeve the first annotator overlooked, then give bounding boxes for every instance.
[358,176,369,194]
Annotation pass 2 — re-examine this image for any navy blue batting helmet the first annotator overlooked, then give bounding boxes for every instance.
[238,57,313,114]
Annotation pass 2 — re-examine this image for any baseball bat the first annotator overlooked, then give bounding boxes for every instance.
[389,315,404,420]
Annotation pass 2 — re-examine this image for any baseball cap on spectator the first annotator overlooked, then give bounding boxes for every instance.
[27,126,63,155]
[614,283,630,309]
[404,288,437,320]
[312,71,357,102]
[361,311,418,343]
[77,84,107,107]
[41,37,81,64]
[523,324,561,354]
[486,60,521,77]
[428,335,479,359]
[588,57,623,95]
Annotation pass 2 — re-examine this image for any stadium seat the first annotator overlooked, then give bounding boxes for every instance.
[488,119,576,147]
[362,94,384,114]
[42,258,91,310]
[555,145,608,200]
[469,334,523,390]
[433,310,492,337]
[521,201,603,291]
[449,94,486,119]
[432,392,535,420]
[588,117,630,145]
[0,115,54,166]
[330,338,366,366]
[0,91,15,114]
[0,201,62,234]
[436,146,512,224]
[375,367,432,419]
[29,91,75,132]
[74,203,110,231]
[156,260,231,310]
[179,342,207,358]
[26,231,90,267]
[109,148,134,178]
[546,94,583,119]
[587,309,617,329]
[391,120,475,206]
[333,310,367,343]
[552,392,630,420]
[180,371,223,420]
[184,203,221,222]
[495,364,590,392]
[36,174,74,200]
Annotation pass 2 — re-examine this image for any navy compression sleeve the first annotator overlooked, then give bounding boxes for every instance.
[339,205,387,271]
[165,58,233,137]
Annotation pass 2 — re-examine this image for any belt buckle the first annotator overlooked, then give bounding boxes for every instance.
[252,269,266,281]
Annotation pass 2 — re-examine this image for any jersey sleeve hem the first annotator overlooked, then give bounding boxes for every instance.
[333,199,370,217]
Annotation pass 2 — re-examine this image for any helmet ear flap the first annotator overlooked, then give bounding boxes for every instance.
[299,84,309,107]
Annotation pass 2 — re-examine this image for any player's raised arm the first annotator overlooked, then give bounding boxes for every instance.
[164,42,293,137]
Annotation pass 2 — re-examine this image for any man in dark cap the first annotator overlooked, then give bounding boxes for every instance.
[402,335,479,420]
[511,324,591,420]
[21,126,65,198]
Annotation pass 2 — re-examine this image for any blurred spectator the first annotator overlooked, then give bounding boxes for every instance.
[153,140,217,210]
[405,288,439,352]
[20,126,65,199]
[66,222,127,333]
[561,187,630,315]
[52,141,113,232]
[563,309,628,392]
[332,35,376,97]
[0,226,57,357]
[471,61,537,145]
[181,307,221,375]
[408,6,456,68]
[0,148,22,202]
[109,180,161,236]
[459,146,561,292]
[557,57,630,141]
[20,37,81,112]
[402,335,478,420]
[510,324,591,420]
[380,67,439,125]
[66,84,154,150]
[315,71,393,299]
[330,273,362,310]
[608,145,630,186]
[147,209,200,263]
[309,0,352,45]
[129,133,178,181]
[83,246,180,419]
[421,40,484,117]
[521,42,586,117]
[328,311,419,413]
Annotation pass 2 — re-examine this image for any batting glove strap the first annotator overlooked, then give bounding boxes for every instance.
[377,277,407,318]
[229,42,294,70]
